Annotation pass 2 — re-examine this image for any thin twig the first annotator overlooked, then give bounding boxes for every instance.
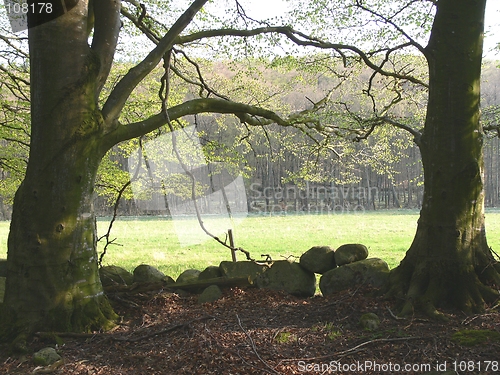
[97,180,130,266]
[32,359,64,374]
[278,336,430,364]
[98,136,145,265]
[204,326,282,374]
[236,314,281,375]
[113,315,214,342]
[387,306,406,320]
[35,315,214,343]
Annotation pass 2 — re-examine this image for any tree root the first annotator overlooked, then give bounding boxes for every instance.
[34,314,214,344]
[387,259,500,318]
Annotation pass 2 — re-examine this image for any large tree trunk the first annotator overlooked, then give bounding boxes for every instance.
[1,1,117,340]
[0,0,213,342]
[3,142,117,338]
[389,0,499,316]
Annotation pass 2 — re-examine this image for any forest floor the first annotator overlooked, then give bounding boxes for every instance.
[0,286,499,375]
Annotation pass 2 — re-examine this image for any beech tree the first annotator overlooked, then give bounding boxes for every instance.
[290,0,500,315]
[0,0,325,341]
[385,0,499,316]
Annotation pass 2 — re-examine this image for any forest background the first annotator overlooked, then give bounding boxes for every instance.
[0,55,499,220]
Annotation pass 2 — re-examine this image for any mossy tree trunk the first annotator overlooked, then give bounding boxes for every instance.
[389,0,500,316]
[1,0,287,340]
[1,1,119,338]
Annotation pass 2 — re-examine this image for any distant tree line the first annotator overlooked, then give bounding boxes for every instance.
[90,58,500,216]
[0,57,499,218]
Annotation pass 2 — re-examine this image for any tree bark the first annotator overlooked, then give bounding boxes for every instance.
[388,0,499,316]
[1,0,118,340]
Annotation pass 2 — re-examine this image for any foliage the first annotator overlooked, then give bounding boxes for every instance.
[0,3,497,215]
[0,20,30,206]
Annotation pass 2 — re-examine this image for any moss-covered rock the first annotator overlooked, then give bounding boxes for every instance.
[133,264,166,283]
[197,285,223,304]
[319,258,390,295]
[219,261,268,283]
[176,269,201,284]
[299,246,336,274]
[199,266,222,280]
[33,347,62,366]
[99,265,134,287]
[334,243,369,266]
[359,313,380,330]
[254,260,316,297]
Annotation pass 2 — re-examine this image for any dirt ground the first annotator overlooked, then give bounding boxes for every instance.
[1,286,499,374]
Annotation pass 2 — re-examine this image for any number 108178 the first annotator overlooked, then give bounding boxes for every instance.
[5,2,53,14]
[452,361,499,372]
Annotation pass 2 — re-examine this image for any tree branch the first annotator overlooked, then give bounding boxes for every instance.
[91,0,122,97]
[101,98,291,149]
[0,33,29,60]
[176,26,428,88]
[381,116,422,145]
[172,47,229,99]
[0,65,30,87]
[120,1,161,44]
[101,0,209,127]
[354,0,428,55]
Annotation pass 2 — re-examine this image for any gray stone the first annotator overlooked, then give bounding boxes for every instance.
[334,243,369,266]
[0,259,7,277]
[299,246,336,274]
[359,313,380,330]
[99,265,134,287]
[254,260,316,297]
[33,347,61,366]
[0,277,5,303]
[176,269,201,284]
[133,264,166,283]
[219,261,269,283]
[197,285,223,304]
[319,258,390,296]
[199,266,222,280]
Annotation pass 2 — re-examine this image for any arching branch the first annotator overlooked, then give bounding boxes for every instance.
[176,27,428,88]
[102,0,209,127]
[101,95,334,150]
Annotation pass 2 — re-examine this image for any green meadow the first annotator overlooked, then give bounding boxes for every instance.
[1,209,499,280]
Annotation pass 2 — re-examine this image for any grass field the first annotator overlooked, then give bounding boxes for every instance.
[1,209,499,280]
